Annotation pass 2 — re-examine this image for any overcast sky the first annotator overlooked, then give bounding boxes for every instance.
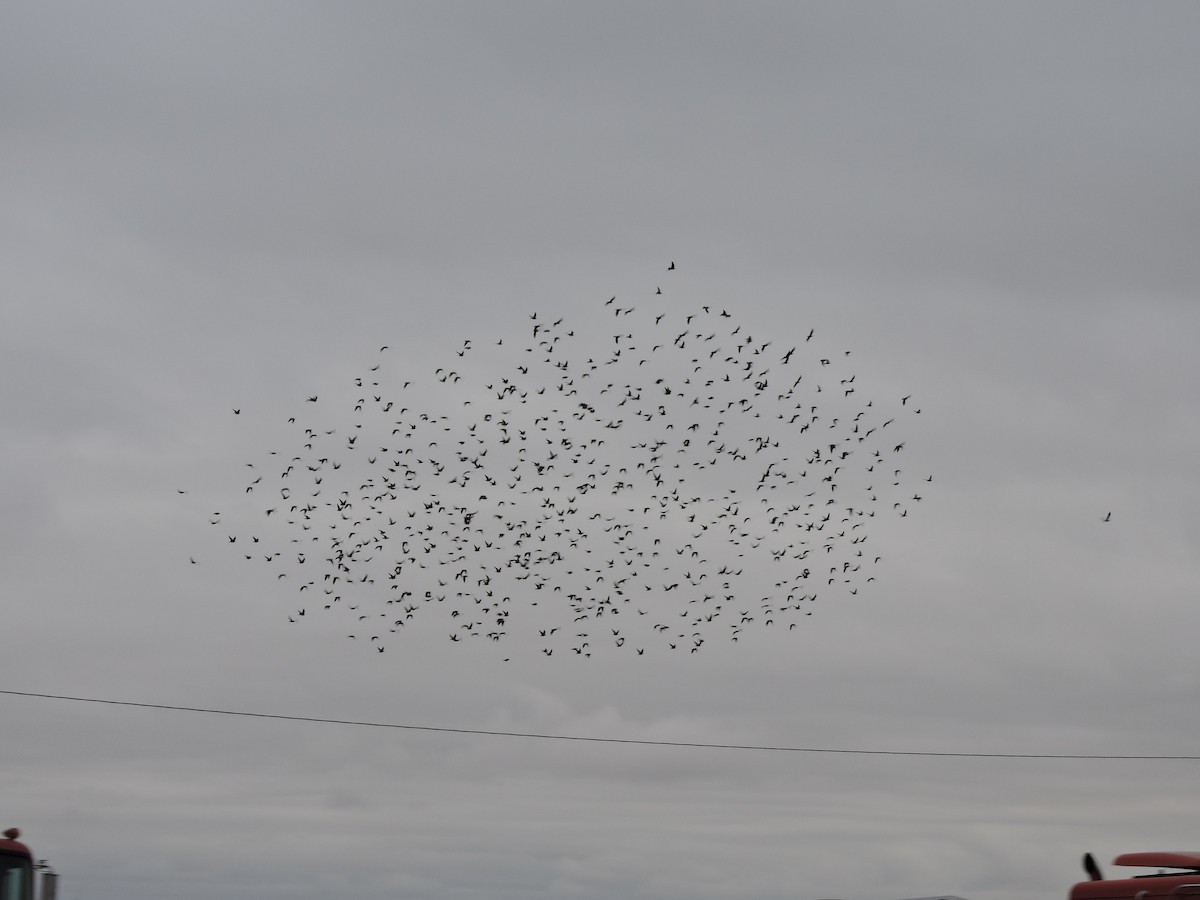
[5,4,1200,900]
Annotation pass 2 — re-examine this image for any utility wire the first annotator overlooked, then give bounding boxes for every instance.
[2,688,1196,760]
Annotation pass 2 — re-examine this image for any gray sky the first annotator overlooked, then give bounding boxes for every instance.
[5,3,1200,899]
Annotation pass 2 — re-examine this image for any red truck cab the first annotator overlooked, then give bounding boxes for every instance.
[0,829,33,900]
[1072,853,1200,900]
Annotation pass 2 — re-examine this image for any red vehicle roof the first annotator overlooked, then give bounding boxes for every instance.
[0,836,32,858]
[1071,853,1200,900]
[1113,853,1200,870]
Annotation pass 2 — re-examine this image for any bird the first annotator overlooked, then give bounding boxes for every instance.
[202,268,926,659]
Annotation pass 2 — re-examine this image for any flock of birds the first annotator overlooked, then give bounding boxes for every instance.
[192,265,928,658]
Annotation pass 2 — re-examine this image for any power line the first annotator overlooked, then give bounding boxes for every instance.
[2,688,1196,760]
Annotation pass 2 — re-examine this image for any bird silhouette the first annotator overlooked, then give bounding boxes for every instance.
[197,266,927,658]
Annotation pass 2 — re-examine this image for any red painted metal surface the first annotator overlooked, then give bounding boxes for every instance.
[1072,853,1200,900]
[0,831,32,860]
[1114,855,1200,871]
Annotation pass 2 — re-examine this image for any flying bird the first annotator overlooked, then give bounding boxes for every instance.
[198,269,926,659]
